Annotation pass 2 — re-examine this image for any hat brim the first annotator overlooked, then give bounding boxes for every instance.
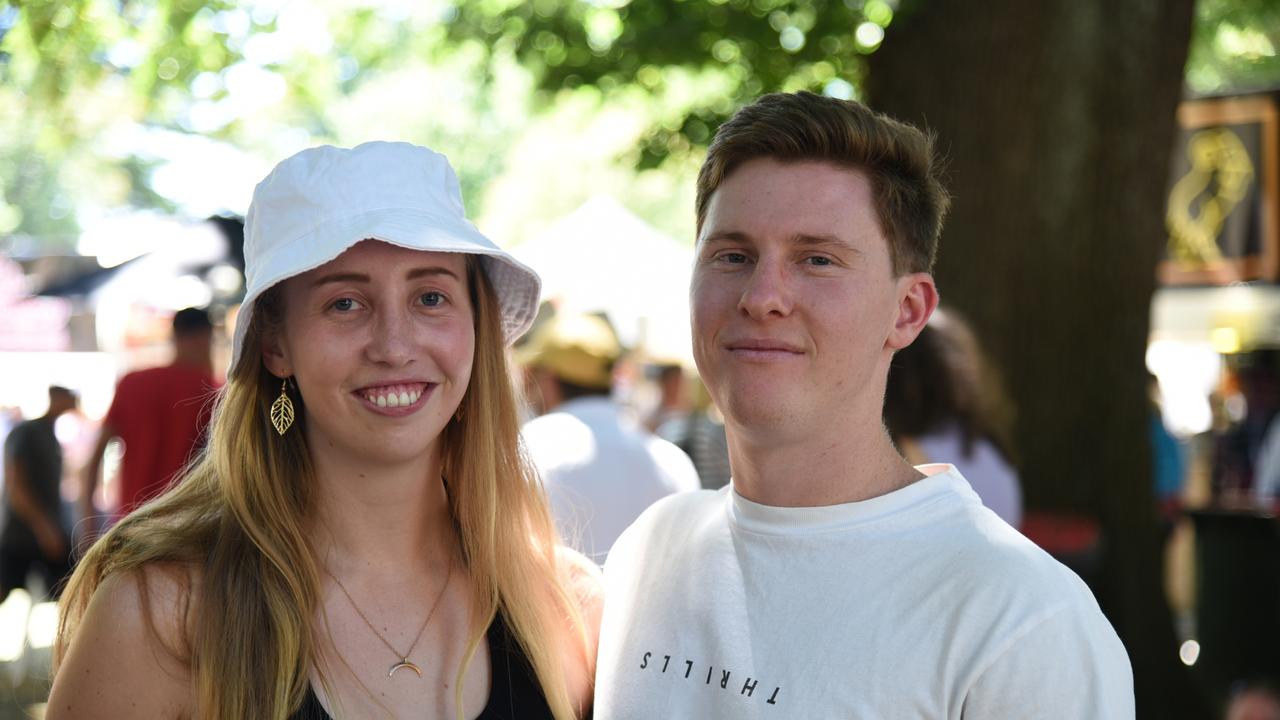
[230,207,540,375]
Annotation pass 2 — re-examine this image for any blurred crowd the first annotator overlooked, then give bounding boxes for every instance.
[8,219,1280,718]
[0,295,1033,590]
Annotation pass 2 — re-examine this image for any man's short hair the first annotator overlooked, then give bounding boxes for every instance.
[172,307,213,337]
[695,91,950,275]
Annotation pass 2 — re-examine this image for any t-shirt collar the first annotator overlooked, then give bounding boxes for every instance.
[727,464,975,535]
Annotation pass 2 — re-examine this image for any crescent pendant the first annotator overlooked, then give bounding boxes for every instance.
[389,659,424,678]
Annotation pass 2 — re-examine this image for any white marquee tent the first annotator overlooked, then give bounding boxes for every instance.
[510,195,694,364]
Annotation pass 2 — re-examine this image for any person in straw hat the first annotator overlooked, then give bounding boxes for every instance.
[48,142,601,719]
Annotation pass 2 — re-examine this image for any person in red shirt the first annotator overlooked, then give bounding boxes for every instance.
[81,307,221,529]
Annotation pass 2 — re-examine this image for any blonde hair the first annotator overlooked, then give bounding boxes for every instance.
[56,259,591,719]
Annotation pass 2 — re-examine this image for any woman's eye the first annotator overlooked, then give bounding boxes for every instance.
[331,297,362,312]
[419,291,445,307]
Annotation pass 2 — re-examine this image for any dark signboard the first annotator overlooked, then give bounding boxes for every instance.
[1161,93,1279,285]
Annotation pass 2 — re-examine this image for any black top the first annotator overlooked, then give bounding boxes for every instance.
[2,418,64,551]
[291,610,554,720]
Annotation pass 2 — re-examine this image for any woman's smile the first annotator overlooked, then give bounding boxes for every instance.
[354,381,435,415]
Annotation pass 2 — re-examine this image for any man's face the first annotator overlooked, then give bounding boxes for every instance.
[691,158,934,443]
[1228,691,1280,720]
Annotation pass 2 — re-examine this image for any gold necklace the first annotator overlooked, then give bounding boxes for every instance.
[325,560,453,679]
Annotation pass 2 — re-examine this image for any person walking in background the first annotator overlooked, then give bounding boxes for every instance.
[1,386,77,601]
[884,307,1023,528]
[656,378,732,490]
[644,364,688,433]
[1213,353,1280,502]
[1147,371,1188,530]
[1226,679,1280,720]
[520,312,700,563]
[81,307,221,527]
[594,91,1132,718]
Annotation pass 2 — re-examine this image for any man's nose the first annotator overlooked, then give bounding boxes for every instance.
[737,260,794,320]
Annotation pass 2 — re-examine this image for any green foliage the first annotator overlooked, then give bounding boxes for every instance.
[2,0,1274,255]
[0,0,246,249]
[4,0,242,130]
[1186,0,1280,95]
[0,0,515,250]
[444,0,889,166]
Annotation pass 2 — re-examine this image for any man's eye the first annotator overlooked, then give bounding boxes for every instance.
[420,292,445,307]
[807,256,833,266]
[331,297,361,312]
[722,253,749,264]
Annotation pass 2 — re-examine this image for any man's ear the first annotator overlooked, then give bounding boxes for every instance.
[260,332,293,379]
[887,272,939,351]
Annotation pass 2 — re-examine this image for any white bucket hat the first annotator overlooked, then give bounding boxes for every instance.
[231,141,541,374]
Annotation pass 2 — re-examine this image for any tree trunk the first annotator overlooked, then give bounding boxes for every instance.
[867,2,1202,717]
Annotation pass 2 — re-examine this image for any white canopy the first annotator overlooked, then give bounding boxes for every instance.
[511,196,694,364]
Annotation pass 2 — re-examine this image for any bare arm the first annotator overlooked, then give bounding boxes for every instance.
[558,546,604,716]
[80,422,115,521]
[47,568,193,719]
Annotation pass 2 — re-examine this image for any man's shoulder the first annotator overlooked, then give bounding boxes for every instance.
[636,485,724,525]
[119,365,165,382]
[109,368,165,415]
[608,487,725,557]
[114,366,164,396]
[928,502,1096,606]
[4,419,38,452]
[119,364,216,388]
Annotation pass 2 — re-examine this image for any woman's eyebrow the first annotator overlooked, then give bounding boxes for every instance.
[310,266,460,288]
[406,266,461,281]
[310,271,369,288]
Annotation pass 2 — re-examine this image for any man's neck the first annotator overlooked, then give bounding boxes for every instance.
[170,345,212,374]
[726,416,922,508]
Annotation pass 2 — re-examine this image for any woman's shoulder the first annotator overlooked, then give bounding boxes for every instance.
[47,562,199,719]
[554,546,603,715]
[556,545,603,624]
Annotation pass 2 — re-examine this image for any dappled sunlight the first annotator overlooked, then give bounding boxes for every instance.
[0,590,31,664]
[26,603,58,651]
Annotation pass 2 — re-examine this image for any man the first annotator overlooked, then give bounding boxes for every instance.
[82,307,221,525]
[645,364,688,432]
[1227,679,1280,720]
[520,311,700,563]
[1,386,76,601]
[595,92,1133,718]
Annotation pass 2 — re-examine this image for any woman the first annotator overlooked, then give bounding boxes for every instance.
[883,308,1023,528]
[48,142,600,719]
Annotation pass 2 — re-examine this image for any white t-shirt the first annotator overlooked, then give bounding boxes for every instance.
[914,425,1022,528]
[522,397,700,563]
[595,464,1133,719]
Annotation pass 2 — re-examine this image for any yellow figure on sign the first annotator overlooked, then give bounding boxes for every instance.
[1167,127,1255,268]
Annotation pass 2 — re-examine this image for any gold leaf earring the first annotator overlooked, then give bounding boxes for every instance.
[271,377,295,435]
